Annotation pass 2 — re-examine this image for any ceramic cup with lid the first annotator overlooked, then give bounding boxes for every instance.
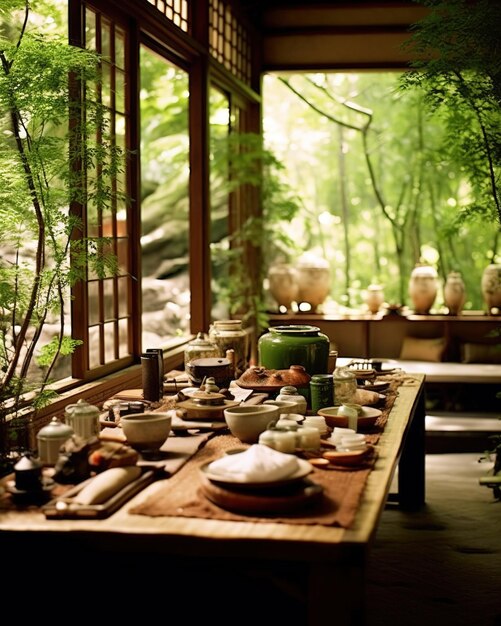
[37,417,74,465]
[65,398,101,440]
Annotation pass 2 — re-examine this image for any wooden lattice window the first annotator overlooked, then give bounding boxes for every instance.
[209,0,252,85]
[146,0,189,32]
[72,5,134,377]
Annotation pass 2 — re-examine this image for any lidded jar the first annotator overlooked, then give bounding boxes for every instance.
[333,367,357,405]
[37,417,74,465]
[184,332,219,370]
[275,385,307,415]
[64,398,100,440]
[257,325,330,377]
[209,320,248,379]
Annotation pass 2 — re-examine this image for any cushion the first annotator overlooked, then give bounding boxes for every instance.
[461,342,501,364]
[399,336,446,362]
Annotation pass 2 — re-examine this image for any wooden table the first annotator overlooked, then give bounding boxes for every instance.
[0,375,425,625]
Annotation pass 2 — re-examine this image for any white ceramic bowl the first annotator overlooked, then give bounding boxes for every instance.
[120,412,172,451]
[224,404,280,444]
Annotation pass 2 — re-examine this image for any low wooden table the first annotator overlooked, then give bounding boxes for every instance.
[0,375,425,625]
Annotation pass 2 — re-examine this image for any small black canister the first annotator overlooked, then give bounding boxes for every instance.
[309,374,334,414]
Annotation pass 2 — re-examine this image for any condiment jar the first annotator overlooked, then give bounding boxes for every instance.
[37,417,74,465]
[333,367,357,405]
[302,415,329,437]
[209,320,248,378]
[258,427,297,454]
[275,385,307,415]
[184,332,219,371]
[64,398,101,440]
[296,425,321,450]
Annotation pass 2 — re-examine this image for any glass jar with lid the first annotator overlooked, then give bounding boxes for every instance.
[209,320,248,378]
[184,332,219,371]
[333,367,357,405]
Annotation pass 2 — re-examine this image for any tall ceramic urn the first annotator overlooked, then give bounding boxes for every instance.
[481,264,501,314]
[444,271,466,315]
[408,264,438,314]
[267,263,299,311]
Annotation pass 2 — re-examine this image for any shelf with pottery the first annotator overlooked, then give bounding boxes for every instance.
[266,312,501,363]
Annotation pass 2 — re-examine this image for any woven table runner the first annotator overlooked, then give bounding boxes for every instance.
[129,377,403,528]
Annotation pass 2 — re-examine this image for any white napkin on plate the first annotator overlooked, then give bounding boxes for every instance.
[207,444,300,482]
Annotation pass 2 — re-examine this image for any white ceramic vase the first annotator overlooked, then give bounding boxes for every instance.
[408,264,438,314]
[444,271,466,315]
[481,264,501,314]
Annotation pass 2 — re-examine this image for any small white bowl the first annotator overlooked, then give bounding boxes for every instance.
[224,404,279,444]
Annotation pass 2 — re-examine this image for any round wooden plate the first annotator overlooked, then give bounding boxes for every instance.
[199,473,323,514]
[318,406,382,430]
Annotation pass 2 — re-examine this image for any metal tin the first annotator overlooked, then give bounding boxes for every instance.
[309,373,334,414]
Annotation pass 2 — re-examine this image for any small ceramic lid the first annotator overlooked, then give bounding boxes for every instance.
[66,398,100,416]
[37,417,74,440]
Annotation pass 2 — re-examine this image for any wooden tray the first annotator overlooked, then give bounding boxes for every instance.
[200,473,323,515]
[42,469,156,519]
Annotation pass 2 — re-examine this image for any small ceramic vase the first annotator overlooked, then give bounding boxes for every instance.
[444,271,466,315]
[408,264,438,314]
[365,284,384,314]
[481,264,501,314]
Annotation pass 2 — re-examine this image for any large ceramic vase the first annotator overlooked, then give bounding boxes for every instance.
[267,263,299,311]
[258,325,330,377]
[408,264,438,314]
[295,256,331,311]
[481,264,501,314]
[444,271,466,315]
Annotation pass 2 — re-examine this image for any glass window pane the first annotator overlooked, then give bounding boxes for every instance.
[140,45,190,346]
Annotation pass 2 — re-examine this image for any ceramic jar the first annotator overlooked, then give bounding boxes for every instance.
[267,263,299,311]
[209,319,248,378]
[295,255,331,311]
[481,264,501,314]
[275,385,308,415]
[258,325,330,376]
[64,398,101,440]
[37,417,74,465]
[408,264,439,314]
[309,374,334,414]
[444,271,466,315]
[258,427,297,453]
[184,332,219,370]
[365,284,384,314]
[333,367,357,405]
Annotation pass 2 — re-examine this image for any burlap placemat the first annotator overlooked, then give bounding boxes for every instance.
[129,378,405,527]
[130,433,379,527]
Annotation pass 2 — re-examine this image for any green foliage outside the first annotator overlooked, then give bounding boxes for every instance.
[0,0,122,464]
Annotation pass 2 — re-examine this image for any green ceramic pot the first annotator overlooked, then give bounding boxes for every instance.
[258,325,330,376]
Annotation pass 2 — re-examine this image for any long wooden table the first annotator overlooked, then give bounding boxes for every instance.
[0,375,425,625]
